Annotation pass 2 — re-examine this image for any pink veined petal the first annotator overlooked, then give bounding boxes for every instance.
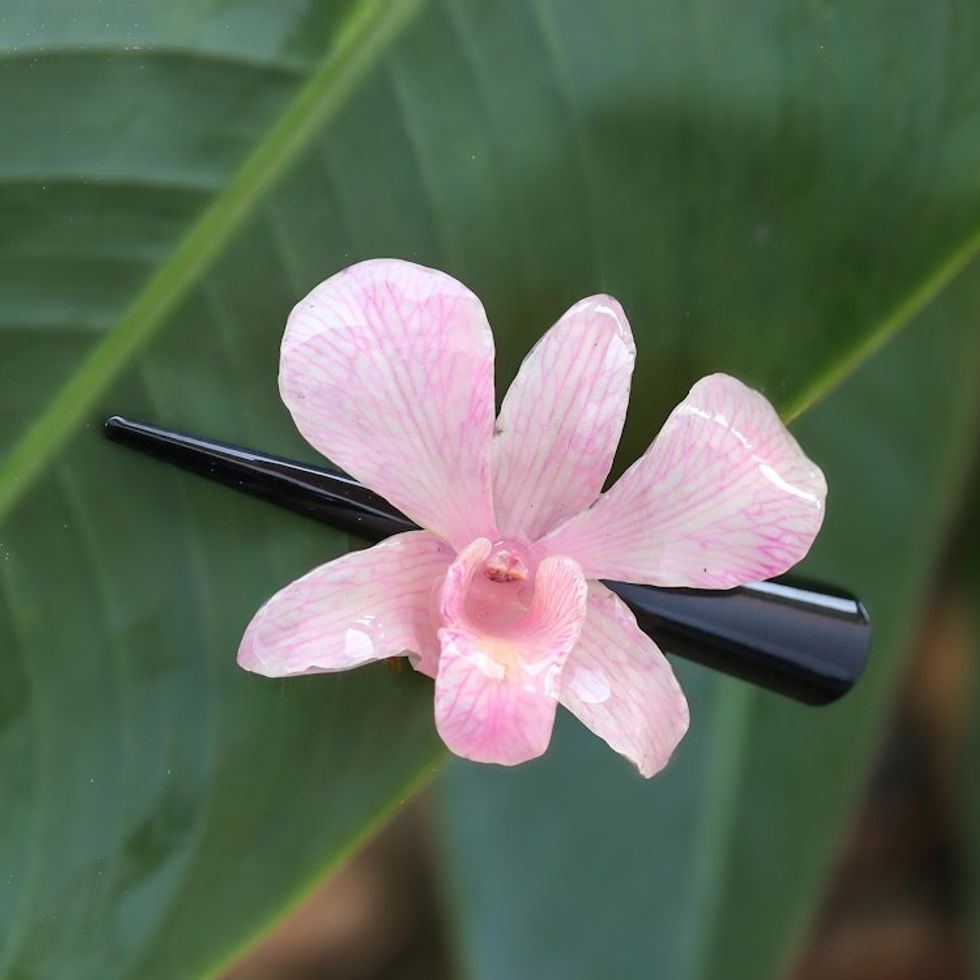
[280,259,497,549]
[560,581,689,778]
[542,373,827,588]
[434,539,588,766]
[492,295,635,541]
[238,531,453,678]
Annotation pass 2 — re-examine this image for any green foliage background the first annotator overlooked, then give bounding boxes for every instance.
[1,1,978,977]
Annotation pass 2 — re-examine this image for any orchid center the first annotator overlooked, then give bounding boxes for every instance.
[482,541,530,583]
[461,539,539,633]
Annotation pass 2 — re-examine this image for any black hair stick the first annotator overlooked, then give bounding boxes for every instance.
[104,415,869,705]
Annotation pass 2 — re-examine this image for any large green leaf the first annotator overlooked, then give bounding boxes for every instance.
[438,272,980,980]
[4,1,980,976]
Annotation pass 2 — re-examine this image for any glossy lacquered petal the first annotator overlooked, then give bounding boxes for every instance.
[560,582,689,777]
[280,259,497,549]
[238,531,453,677]
[434,539,588,766]
[492,296,635,541]
[542,374,827,588]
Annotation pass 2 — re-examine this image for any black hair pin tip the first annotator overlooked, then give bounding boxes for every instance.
[104,415,870,706]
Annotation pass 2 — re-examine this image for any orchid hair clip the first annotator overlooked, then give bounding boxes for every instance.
[106,259,869,778]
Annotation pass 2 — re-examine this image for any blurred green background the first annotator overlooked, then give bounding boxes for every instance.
[1,2,978,978]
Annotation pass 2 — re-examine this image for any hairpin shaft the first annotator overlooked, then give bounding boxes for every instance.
[104,415,870,705]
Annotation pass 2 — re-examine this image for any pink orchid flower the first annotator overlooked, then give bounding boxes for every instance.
[238,258,826,777]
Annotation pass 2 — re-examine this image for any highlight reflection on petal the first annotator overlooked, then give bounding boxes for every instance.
[542,373,827,588]
[238,531,452,677]
[560,582,689,778]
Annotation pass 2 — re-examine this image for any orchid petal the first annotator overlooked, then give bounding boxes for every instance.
[434,539,588,766]
[542,373,826,588]
[280,259,497,549]
[492,296,635,541]
[560,582,689,777]
[238,531,452,677]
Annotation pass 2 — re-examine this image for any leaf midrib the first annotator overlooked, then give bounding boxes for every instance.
[781,218,980,422]
[0,0,428,523]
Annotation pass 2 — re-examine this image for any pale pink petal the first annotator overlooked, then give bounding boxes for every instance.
[238,531,453,677]
[434,539,588,766]
[492,296,635,541]
[280,259,496,549]
[542,374,827,588]
[560,582,689,778]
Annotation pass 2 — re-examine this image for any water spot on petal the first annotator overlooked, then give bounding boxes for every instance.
[568,666,611,705]
[344,628,374,663]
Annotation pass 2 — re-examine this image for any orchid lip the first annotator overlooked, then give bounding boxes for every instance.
[104,414,871,706]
